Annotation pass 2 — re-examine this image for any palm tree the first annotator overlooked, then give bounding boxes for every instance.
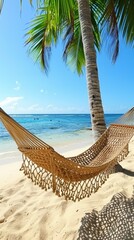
[25,0,107,140]
[77,0,134,140]
[77,0,106,140]
[24,0,134,140]
[1,0,134,140]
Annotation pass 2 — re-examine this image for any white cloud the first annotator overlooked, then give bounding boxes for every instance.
[0,96,23,107]
[14,81,21,91]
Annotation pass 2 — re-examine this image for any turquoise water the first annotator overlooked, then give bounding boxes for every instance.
[0,114,122,153]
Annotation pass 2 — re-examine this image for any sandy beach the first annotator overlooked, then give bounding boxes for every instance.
[0,137,134,240]
[0,0,134,238]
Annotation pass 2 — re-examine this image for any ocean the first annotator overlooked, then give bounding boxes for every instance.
[0,113,122,154]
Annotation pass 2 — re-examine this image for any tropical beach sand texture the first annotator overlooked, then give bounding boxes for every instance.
[0,137,134,240]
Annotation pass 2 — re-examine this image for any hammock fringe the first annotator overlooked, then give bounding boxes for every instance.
[0,107,134,201]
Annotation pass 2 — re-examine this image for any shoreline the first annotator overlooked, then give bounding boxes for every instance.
[0,129,94,165]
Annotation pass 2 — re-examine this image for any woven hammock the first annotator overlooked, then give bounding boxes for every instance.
[0,107,134,201]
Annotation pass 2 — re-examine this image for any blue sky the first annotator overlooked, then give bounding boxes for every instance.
[0,1,134,114]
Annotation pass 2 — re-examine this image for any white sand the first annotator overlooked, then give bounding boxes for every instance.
[0,138,134,240]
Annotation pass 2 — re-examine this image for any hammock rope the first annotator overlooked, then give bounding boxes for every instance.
[0,107,134,201]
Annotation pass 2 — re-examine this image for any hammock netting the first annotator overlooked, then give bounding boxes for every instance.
[0,107,134,201]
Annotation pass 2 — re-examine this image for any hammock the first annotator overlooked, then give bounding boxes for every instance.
[0,107,134,201]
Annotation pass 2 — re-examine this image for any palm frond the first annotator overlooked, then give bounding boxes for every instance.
[101,0,119,62]
[101,0,134,62]
[54,0,75,22]
[90,1,103,51]
[115,0,134,45]
[63,0,103,74]
[25,13,59,72]
[0,0,4,13]
[63,35,85,75]
[62,6,85,75]
[25,0,76,72]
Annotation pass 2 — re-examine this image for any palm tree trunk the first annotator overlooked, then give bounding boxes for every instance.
[77,0,106,140]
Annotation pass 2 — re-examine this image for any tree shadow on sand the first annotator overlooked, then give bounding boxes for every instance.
[77,192,134,240]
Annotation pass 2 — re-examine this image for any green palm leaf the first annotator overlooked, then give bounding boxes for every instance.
[25,0,103,74]
[25,8,60,72]
[100,0,119,62]
[0,0,4,13]
[115,0,134,45]
[101,0,134,62]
